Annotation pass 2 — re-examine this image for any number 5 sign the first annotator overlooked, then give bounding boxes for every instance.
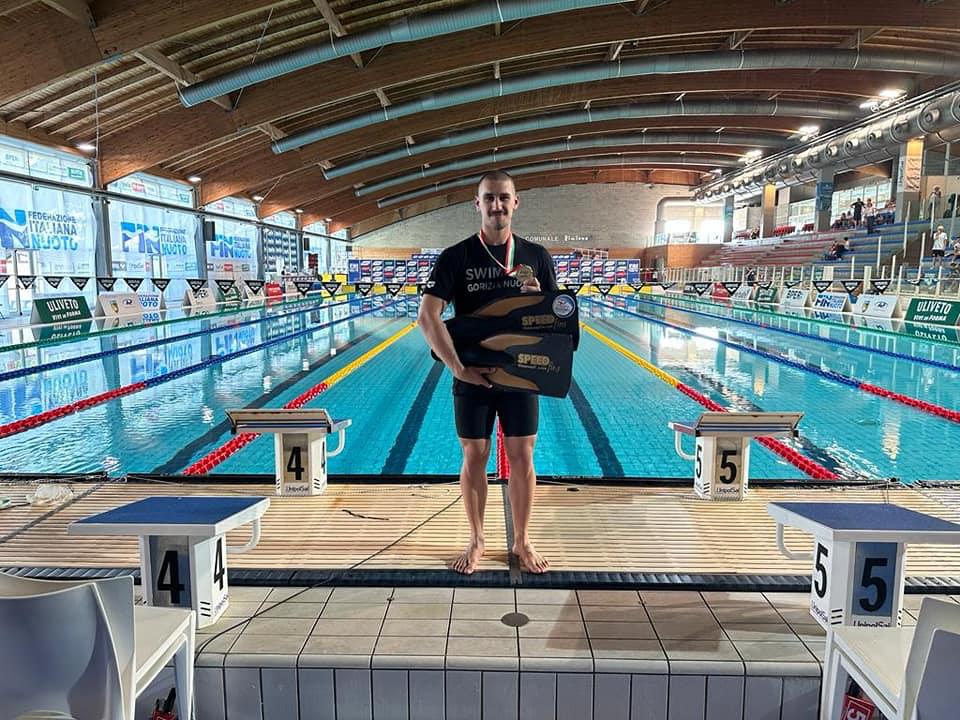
[809,538,903,629]
[693,436,750,501]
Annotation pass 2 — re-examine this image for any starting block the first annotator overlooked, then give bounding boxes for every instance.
[226,408,351,495]
[668,412,803,500]
[69,495,269,627]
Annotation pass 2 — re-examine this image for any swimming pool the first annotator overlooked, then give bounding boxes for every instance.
[0,291,958,481]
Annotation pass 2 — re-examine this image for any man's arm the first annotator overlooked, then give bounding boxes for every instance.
[417,294,492,388]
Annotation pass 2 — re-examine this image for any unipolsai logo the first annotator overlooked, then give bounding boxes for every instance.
[0,207,28,249]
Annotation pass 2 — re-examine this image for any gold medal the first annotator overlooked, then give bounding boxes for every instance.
[516,264,535,283]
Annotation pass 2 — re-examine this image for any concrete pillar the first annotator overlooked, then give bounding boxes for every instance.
[813,168,836,232]
[722,195,735,242]
[760,184,777,238]
[894,138,924,223]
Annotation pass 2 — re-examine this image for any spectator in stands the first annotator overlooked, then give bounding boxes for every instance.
[864,198,877,233]
[850,198,864,227]
[884,198,896,210]
[928,186,943,220]
[932,224,949,270]
[749,226,760,240]
[950,237,960,276]
[831,212,851,230]
[746,268,757,286]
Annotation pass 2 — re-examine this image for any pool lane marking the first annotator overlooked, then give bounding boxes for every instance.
[623,292,960,373]
[0,289,347,355]
[381,359,445,475]
[581,321,839,481]
[593,317,845,478]
[152,324,388,475]
[184,321,418,475]
[568,378,625,478]
[0,295,367,384]
[0,298,401,442]
[590,298,960,426]
[643,288,960,350]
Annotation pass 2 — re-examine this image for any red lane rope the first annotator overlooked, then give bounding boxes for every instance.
[183,382,331,476]
[675,382,839,481]
[0,382,148,439]
[496,422,510,480]
[859,382,960,424]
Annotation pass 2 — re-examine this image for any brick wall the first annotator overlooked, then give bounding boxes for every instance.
[354,183,686,250]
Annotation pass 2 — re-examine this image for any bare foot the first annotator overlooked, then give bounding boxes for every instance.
[452,538,485,575]
[513,542,549,574]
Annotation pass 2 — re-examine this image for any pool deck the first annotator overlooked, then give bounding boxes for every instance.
[4,478,960,719]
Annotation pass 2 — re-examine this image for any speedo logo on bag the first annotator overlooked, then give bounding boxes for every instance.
[521,314,557,327]
[517,353,551,367]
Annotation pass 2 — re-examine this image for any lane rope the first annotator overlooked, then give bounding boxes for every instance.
[183,321,418,475]
[0,298,402,441]
[582,321,839,481]
[589,298,960,426]
[0,295,363,383]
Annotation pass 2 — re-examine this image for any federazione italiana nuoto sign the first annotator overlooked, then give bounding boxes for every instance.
[904,298,960,326]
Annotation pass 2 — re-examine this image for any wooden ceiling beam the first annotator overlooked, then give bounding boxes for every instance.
[101,64,892,185]
[837,26,884,49]
[197,113,805,205]
[134,48,233,110]
[89,0,960,183]
[728,30,753,50]
[41,0,93,26]
[0,0,278,102]
[258,145,746,218]
[374,88,391,108]
[328,167,702,234]
[311,0,363,68]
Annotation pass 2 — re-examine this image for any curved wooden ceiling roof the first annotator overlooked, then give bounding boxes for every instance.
[1,0,959,236]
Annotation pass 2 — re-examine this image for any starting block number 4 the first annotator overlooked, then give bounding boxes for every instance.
[279,432,326,495]
[809,539,904,629]
[693,436,749,500]
[146,534,230,626]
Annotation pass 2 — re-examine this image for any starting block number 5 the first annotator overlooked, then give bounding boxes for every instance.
[693,437,747,500]
[809,539,903,628]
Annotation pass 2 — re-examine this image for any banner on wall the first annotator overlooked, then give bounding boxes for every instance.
[111,201,198,278]
[0,184,96,277]
[30,295,92,325]
[206,218,258,277]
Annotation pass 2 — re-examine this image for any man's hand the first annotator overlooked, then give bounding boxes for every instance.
[520,276,541,293]
[455,366,495,388]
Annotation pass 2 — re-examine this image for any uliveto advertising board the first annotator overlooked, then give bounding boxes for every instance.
[904,298,960,326]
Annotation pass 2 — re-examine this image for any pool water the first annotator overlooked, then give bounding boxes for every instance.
[1,292,958,482]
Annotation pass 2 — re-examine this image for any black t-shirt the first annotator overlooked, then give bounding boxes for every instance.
[424,234,559,315]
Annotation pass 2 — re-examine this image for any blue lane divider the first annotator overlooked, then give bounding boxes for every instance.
[587,297,863,389]
[625,293,960,374]
[139,297,403,388]
[0,294,366,384]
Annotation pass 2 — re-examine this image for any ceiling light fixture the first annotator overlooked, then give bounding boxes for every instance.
[252,194,264,202]
[75,142,96,152]
[187,175,202,183]
[294,208,304,214]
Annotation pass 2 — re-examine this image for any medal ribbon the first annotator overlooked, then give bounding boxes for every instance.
[479,229,516,276]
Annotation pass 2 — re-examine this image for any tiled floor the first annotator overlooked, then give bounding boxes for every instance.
[181,588,935,719]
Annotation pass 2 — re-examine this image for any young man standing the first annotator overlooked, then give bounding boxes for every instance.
[932,224,949,270]
[417,170,558,575]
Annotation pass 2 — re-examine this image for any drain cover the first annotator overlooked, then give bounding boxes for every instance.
[500,611,529,627]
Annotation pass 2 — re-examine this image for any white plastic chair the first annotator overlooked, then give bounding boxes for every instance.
[0,571,194,720]
[820,597,960,719]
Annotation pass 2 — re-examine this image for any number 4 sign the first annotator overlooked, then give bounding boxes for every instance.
[146,534,230,625]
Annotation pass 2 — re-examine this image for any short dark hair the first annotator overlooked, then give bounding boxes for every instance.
[477,170,516,194]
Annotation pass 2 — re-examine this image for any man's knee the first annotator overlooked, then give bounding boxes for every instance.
[504,436,536,474]
[460,439,491,470]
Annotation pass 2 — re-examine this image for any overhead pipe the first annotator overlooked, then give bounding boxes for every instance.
[377,156,709,208]
[355,131,778,197]
[695,88,960,201]
[272,49,960,154]
[324,99,857,179]
[179,0,628,107]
